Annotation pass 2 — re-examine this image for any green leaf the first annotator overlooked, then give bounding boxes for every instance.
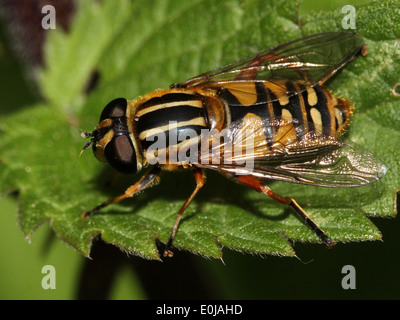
[0,0,399,260]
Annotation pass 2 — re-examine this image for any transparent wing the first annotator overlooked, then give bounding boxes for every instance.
[175,31,364,88]
[195,119,387,188]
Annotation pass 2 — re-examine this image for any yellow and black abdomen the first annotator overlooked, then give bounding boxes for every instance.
[217,80,352,148]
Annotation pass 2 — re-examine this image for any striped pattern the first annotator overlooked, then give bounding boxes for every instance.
[217,80,351,147]
[135,92,207,152]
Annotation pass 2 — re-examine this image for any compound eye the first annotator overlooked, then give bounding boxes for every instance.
[100,98,127,121]
[104,135,137,174]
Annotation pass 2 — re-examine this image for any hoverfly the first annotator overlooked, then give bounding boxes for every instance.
[81,31,387,257]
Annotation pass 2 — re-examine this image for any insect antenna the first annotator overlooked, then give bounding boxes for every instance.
[79,131,94,158]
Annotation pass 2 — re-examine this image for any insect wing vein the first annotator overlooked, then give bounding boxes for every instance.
[176,31,364,88]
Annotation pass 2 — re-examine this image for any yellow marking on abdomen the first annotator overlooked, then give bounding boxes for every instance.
[281,108,292,121]
[310,107,323,134]
[263,81,289,105]
[223,82,258,106]
[307,87,318,106]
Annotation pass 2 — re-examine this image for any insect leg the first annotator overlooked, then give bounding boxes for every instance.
[163,168,206,257]
[82,166,161,218]
[233,175,335,248]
